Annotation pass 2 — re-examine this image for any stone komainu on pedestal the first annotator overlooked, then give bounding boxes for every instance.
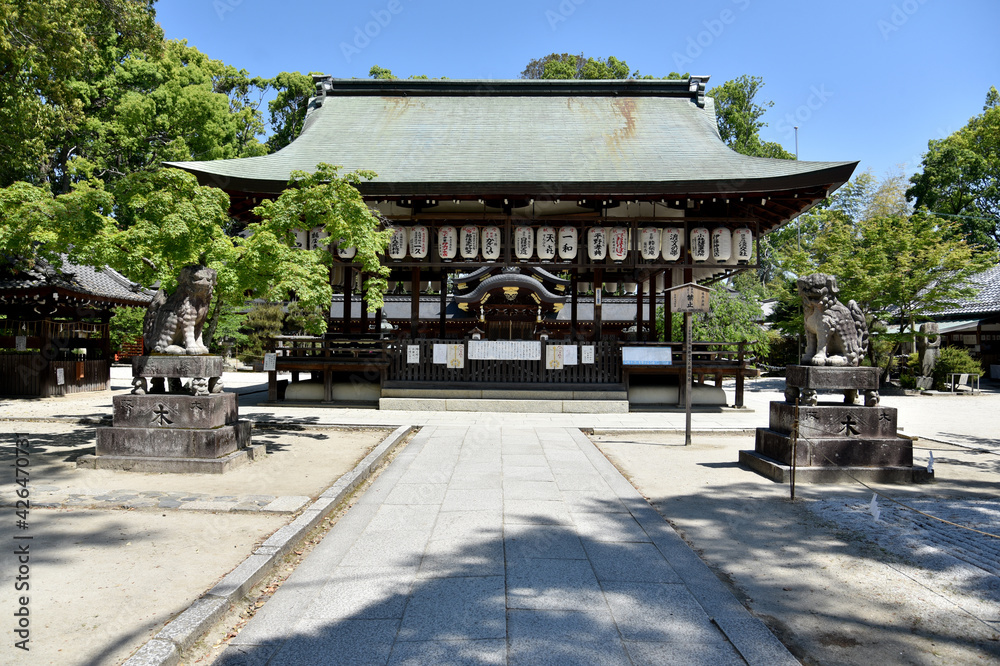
[81,265,261,473]
[740,273,928,484]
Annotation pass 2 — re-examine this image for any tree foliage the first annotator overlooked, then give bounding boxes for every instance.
[520,53,686,81]
[707,75,795,159]
[907,86,1000,251]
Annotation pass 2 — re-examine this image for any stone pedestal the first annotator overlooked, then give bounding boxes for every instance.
[741,366,930,484]
[79,356,262,473]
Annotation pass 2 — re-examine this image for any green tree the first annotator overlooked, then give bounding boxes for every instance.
[265,71,316,154]
[520,53,685,80]
[907,86,1000,251]
[707,75,795,159]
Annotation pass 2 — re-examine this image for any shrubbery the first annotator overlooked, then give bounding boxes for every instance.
[931,346,982,391]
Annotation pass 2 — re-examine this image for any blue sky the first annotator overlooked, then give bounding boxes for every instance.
[157,0,998,183]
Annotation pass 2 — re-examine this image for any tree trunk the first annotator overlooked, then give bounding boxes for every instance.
[203,297,224,351]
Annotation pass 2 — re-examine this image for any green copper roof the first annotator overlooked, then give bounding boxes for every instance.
[167,77,856,197]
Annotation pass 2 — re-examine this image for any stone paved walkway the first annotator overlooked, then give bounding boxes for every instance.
[20,486,311,513]
[218,425,795,665]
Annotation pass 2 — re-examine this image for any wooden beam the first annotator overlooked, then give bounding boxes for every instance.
[410,267,420,336]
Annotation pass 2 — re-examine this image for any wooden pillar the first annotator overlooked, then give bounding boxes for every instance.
[342,266,352,335]
[359,272,369,335]
[664,271,673,342]
[375,307,383,338]
[735,342,746,408]
[410,266,421,337]
[636,276,645,343]
[648,273,657,342]
[594,267,604,342]
[438,272,447,338]
[570,271,579,340]
[268,371,277,402]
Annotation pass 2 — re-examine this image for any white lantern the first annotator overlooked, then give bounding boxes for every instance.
[337,240,357,260]
[481,226,501,261]
[460,225,478,259]
[409,225,429,259]
[578,282,590,293]
[558,226,578,260]
[588,227,607,260]
[604,281,619,294]
[640,227,660,260]
[690,227,710,263]
[331,266,344,287]
[623,282,638,295]
[655,272,666,293]
[661,227,683,261]
[309,226,329,251]
[438,226,457,260]
[712,228,732,262]
[514,226,533,260]
[734,227,753,264]
[292,229,308,250]
[610,227,628,262]
[388,227,408,260]
[536,226,556,261]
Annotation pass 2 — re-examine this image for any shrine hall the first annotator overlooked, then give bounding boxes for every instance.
[169,76,857,410]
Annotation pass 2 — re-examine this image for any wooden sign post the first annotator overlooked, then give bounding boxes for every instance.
[668,283,712,445]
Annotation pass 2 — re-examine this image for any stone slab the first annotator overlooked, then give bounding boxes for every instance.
[133,355,223,378]
[96,420,251,459]
[786,364,879,391]
[755,428,913,467]
[112,392,236,429]
[768,402,898,438]
[379,397,629,413]
[76,446,261,474]
[739,450,934,484]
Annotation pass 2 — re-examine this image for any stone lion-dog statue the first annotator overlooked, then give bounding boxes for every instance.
[143,264,216,356]
[798,273,868,367]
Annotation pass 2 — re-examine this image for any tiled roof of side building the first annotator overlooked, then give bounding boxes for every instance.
[0,256,154,305]
[931,264,1000,318]
[167,77,856,197]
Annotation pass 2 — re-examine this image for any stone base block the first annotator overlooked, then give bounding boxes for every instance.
[133,355,223,378]
[77,444,265,474]
[755,428,913,468]
[112,393,236,429]
[96,421,251,459]
[786,365,879,391]
[768,402,898,439]
[739,450,933,485]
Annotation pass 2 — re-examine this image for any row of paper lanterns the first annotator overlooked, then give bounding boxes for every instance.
[298,225,753,263]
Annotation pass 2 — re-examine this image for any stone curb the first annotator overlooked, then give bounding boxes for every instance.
[588,427,757,436]
[121,424,415,666]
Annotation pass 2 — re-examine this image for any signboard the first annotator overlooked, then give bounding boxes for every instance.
[16,336,26,352]
[669,283,712,313]
[581,346,595,364]
[262,353,277,372]
[545,345,564,370]
[446,344,464,368]
[562,345,578,366]
[407,345,420,364]
[622,347,672,366]
[467,340,541,361]
[433,344,447,364]
[55,367,65,385]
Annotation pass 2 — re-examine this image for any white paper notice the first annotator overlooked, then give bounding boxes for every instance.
[545,345,564,370]
[16,336,26,352]
[262,353,277,371]
[407,345,420,363]
[581,346,595,364]
[433,344,447,364]
[447,344,465,368]
[563,345,578,366]
[56,367,65,385]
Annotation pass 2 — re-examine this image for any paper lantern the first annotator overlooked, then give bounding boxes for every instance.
[409,225,429,259]
[292,229,308,250]
[558,226,578,260]
[609,227,628,262]
[388,227,408,260]
[460,225,478,259]
[623,282,638,295]
[309,226,329,251]
[481,226,501,261]
[536,226,556,260]
[734,227,753,264]
[438,226,457,260]
[604,281,619,294]
[588,227,607,260]
[336,240,356,260]
[640,227,660,260]
[514,226,533,260]
[655,272,666,293]
[661,227,683,261]
[712,228,732,262]
[690,227,710,262]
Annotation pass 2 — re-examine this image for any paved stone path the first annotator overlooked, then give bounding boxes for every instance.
[16,486,311,513]
[218,425,795,665]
